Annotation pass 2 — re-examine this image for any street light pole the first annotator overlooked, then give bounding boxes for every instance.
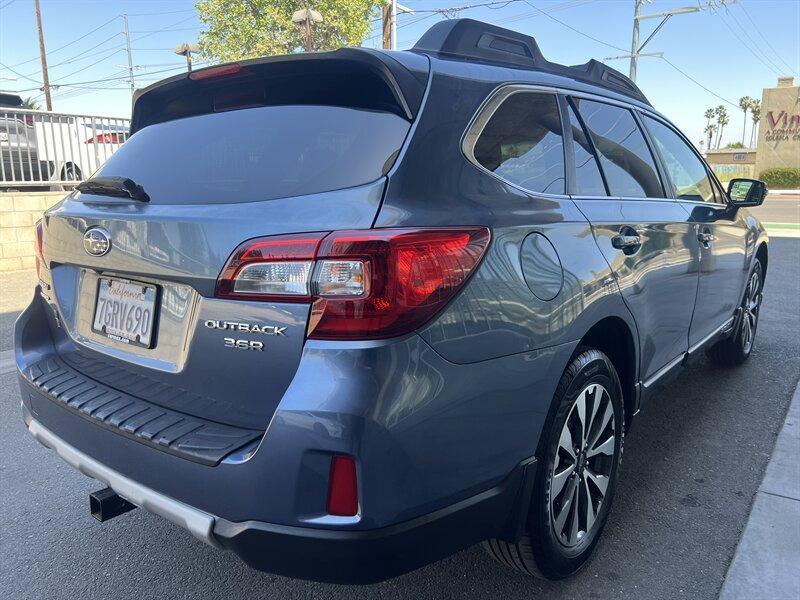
[174,43,200,72]
[291,9,323,52]
[33,0,52,111]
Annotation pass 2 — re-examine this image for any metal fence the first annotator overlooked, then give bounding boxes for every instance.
[0,107,130,188]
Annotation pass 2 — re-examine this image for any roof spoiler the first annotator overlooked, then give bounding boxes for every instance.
[130,48,429,134]
[412,18,649,105]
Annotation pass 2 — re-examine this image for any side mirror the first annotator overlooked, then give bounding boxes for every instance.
[727,178,768,207]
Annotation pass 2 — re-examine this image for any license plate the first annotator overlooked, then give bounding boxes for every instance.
[92,278,158,348]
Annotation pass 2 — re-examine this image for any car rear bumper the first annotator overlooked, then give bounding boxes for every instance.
[23,407,535,584]
[25,416,220,548]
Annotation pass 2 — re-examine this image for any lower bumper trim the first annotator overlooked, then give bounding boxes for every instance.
[28,419,221,548]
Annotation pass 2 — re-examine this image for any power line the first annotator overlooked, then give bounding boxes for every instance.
[522,0,627,52]
[126,8,196,17]
[710,5,780,76]
[721,4,786,76]
[0,61,41,83]
[738,1,799,77]
[50,47,125,83]
[8,15,120,68]
[659,56,738,108]
[130,15,198,43]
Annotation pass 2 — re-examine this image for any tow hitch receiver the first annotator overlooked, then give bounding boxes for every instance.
[90,488,137,522]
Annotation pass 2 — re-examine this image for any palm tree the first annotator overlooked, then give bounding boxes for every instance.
[739,96,754,147]
[704,124,717,151]
[749,100,761,148]
[714,105,730,149]
[22,96,42,110]
[704,108,715,129]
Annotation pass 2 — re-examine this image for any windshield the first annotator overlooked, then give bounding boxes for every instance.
[94,105,410,205]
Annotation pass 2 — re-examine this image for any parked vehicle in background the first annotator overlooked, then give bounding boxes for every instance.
[15,19,769,584]
[0,94,129,189]
[0,92,41,185]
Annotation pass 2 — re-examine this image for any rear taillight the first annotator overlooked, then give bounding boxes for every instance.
[34,219,44,278]
[216,227,491,340]
[24,115,34,126]
[327,455,358,517]
[215,232,327,302]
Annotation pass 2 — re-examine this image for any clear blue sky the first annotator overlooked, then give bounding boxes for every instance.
[1,0,798,148]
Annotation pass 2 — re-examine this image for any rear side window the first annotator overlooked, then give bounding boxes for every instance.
[472,92,565,195]
[94,105,410,205]
[566,104,607,196]
[642,115,717,203]
[573,98,664,198]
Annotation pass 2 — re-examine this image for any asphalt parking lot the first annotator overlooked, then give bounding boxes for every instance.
[1,237,798,600]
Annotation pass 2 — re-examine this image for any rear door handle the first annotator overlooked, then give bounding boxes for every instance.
[611,234,641,250]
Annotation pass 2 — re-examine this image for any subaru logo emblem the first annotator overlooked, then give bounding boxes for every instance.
[83,227,111,257]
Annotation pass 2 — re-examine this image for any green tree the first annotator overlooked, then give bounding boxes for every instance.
[714,105,730,149]
[704,123,717,150]
[22,96,41,110]
[749,99,761,147]
[724,142,745,149]
[196,0,381,61]
[738,96,754,147]
[704,107,715,129]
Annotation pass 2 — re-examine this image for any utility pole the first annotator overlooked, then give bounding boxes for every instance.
[122,14,135,95]
[382,6,391,49]
[33,0,52,111]
[391,0,398,50]
[629,0,643,82]
[382,2,414,50]
[624,0,738,82]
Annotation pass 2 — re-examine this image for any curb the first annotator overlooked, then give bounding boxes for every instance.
[719,380,800,599]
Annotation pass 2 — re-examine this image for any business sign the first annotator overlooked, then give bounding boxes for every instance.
[764,110,800,142]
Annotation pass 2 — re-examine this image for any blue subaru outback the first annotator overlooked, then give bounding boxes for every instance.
[15,19,768,584]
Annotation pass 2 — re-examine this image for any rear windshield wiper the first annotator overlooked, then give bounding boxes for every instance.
[76,176,150,202]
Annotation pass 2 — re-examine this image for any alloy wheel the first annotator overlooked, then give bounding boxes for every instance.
[741,268,761,354]
[550,383,617,548]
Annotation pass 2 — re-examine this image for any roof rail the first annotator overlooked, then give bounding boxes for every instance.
[412,18,650,106]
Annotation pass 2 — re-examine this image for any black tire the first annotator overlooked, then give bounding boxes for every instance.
[61,163,82,182]
[484,348,624,579]
[707,259,763,366]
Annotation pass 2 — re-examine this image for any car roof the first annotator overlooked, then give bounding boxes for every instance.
[0,92,24,108]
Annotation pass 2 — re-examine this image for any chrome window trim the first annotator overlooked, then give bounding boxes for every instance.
[460,84,571,200]
[461,83,706,204]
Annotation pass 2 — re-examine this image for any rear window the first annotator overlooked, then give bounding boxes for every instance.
[93,105,410,205]
[472,92,565,195]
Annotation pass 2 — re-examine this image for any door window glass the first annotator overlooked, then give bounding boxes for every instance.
[574,98,664,198]
[473,92,566,194]
[643,115,717,203]
[566,104,607,196]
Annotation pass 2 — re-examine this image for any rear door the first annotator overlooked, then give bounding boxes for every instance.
[38,55,425,431]
[641,114,749,345]
[567,96,699,382]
